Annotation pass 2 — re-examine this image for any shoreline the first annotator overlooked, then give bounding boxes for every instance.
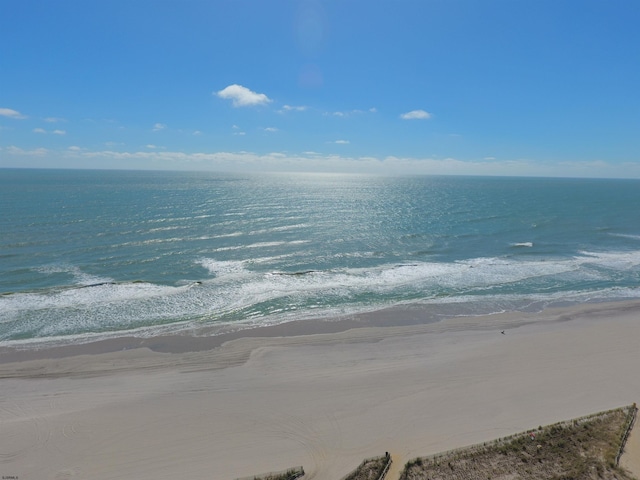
[1,299,639,479]
[2,298,640,366]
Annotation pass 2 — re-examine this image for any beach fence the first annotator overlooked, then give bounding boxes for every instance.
[234,465,304,480]
[340,452,392,480]
[616,402,637,466]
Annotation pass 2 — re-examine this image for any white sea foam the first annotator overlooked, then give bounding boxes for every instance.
[608,233,640,241]
[208,240,310,253]
[577,250,640,269]
[197,258,248,277]
[0,281,181,316]
[35,264,113,286]
[248,223,309,235]
[510,242,533,247]
[4,250,640,346]
[5,250,640,346]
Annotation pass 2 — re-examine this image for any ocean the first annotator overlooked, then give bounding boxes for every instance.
[2,168,640,348]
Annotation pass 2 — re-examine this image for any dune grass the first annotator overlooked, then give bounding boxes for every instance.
[399,405,637,480]
[342,454,391,480]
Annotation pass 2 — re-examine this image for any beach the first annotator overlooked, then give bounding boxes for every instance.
[1,300,639,480]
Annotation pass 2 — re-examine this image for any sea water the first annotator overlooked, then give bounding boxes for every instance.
[2,169,640,347]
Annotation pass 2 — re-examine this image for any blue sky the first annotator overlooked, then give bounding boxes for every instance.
[1,0,639,177]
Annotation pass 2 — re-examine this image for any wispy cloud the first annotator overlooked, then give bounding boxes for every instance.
[230,125,246,136]
[153,123,167,131]
[7,146,640,178]
[330,140,350,144]
[44,117,66,123]
[192,130,202,136]
[0,108,27,119]
[216,84,271,107]
[3,145,48,155]
[57,149,535,176]
[328,108,377,117]
[400,109,432,120]
[263,127,278,132]
[33,128,66,135]
[278,105,308,113]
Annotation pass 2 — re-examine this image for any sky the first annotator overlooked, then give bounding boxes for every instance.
[1,0,639,177]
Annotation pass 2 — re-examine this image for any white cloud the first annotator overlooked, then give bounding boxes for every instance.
[33,128,66,135]
[4,145,48,156]
[216,84,271,107]
[400,110,432,120]
[233,131,246,136]
[264,127,278,132]
[60,150,477,175]
[44,117,65,123]
[68,146,82,151]
[193,130,202,136]
[5,145,640,178]
[146,144,158,149]
[279,105,308,113]
[332,140,350,144]
[0,108,27,119]
[326,108,376,117]
[153,123,167,131]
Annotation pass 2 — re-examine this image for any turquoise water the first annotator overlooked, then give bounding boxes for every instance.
[2,169,640,346]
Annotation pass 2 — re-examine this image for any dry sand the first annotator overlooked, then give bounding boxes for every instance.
[1,301,639,480]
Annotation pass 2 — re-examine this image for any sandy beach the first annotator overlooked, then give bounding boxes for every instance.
[1,301,639,480]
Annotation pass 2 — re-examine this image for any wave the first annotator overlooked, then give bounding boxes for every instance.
[576,250,640,269]
[197,258,248,277]
[206,240,311,254]
[609,233,640,241]
[35,264,114,286]
[3,249,640,346]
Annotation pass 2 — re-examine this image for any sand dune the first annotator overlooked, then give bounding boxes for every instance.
[1,301,639,479]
